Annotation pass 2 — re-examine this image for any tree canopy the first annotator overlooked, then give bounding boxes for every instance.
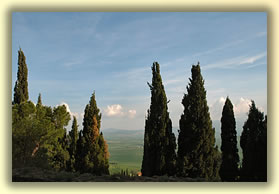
[75,92,109,175]
[13,48,29,104]
[141,62,176,176]
[220,97,239,181]
[177,63,221,181]
[240,101,267,181]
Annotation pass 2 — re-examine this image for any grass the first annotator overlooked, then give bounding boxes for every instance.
[106,136,143,175]
[104,129,244,175]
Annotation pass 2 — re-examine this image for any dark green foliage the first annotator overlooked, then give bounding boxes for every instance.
[83,92,102,135]
[12,50,71,172]
[35,93,45,119]
[220,97,239,181]
[75,131,86,171]
[52,105,71,130]
[141,62,176,176]
[12,101,38,168]
[12,101,53,169]
[240,101,267,181]
[12,94,71,171]
[37,93,42,107]
[75,92,109,175]
[67,116,78,171]
[47,105,71,171]
[177,63,220,181]
[13,48,29,104]
[164,118,177,175]
[96,132,110,175]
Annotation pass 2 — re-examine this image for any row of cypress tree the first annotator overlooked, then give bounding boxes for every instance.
[12,48,109,175]
[141,62,267,182]
[12,48,266,180]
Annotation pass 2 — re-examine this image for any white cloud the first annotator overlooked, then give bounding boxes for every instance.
[209,97,226,121]
[104,104,124,117]
[239,53,266,65]
[104,104,137,119]
[209,97,253,121]
[128,109,137,118]
[219,96,226,104]
[233,98,252,116]
[193,39,245,58]
[202,52,266,70]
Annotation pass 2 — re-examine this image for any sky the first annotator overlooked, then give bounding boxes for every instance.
[12,12,267,134]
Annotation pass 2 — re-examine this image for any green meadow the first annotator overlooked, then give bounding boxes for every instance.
[103,128,243,175]
[102,129,144,175]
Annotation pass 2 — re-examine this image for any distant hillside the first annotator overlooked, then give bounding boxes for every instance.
[102,127,243,174]
[102,128,144,139]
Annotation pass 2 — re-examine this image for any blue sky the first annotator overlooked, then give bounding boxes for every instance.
[12,12,267,134]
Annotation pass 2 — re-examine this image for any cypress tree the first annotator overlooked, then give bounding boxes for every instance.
[220,97,239,181]
[240,101,267,181]
[96,132,110,175]
[75,131,86,171]
[35,93,44,119]
[68,116,78,171]
[141,62,176,176]
[177,62,220,180]
[13,48,29,104]
[37,93,42,107]
[76,92,109,175]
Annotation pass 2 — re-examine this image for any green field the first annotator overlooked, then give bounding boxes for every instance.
[103,128,244,175]
[102,129,144,175]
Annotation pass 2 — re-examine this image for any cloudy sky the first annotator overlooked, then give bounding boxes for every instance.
[12,12,267,134]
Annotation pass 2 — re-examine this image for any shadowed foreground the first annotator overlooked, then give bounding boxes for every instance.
[12,167,206,182]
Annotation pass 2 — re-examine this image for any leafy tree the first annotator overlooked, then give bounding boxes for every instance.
[12,49,72,171]
[12,100,58,169]
[220,97,239,181]
[47,105,71,170]
[13,48,29,104]
[177,62,220,181]
[240,101,267,181]
[12,101,37,168]
[76,92,109,175]
[141,62,176,176]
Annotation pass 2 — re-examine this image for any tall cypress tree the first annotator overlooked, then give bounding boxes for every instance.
[220,97,239,181]
[37,93,42,107]
[13,48,29,104]
[177,63,220,180]
[75,131,86,171]
[68,116,78,172]
[240,101,267,181]
[141,62,176,176]
[76,92,109,175]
